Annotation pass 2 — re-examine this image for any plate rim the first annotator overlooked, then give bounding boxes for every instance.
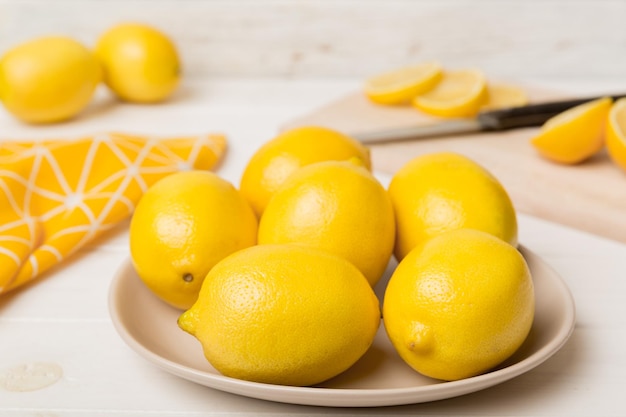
[108,245,576,408]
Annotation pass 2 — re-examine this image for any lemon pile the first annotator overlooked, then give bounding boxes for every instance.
[530,96,626,172]
[0,22,180,124]
[129,125,535,386]
[363,62,528,117]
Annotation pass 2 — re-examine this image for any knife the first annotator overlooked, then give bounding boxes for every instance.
[352,94,626,143]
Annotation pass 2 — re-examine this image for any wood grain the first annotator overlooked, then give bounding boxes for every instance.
[282,88,626,244]
[2,0,626,79]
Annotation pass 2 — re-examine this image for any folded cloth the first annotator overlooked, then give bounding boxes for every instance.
[0,132,226,294]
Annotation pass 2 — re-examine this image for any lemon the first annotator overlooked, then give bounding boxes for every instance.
[530,97,612,164]
[240,126,371,218]
[606,97,626,172]
[364,62,443,105]
[389,152,517,261]
[0,36,101,124]
[258,160,395,286]
[95,23,180,103]
[383,228,535,381]
[481,83,528,110]
[178,244,380,386]
[129,170,257,310]
[412,69,488,118]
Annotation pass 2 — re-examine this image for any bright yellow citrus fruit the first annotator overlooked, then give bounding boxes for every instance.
[0,36,102,124]
[481,83,528,110]
[129,170,257,310]
[364,62,443,105]
[258,159,395,286]
[606,97,626,172]
[530,97,612,164]
[383,228,535,381]
[412,69,488,118]
[240,126,371,218]
[388,152,517,261]
[95,23,181,103]
[178,244,380,386]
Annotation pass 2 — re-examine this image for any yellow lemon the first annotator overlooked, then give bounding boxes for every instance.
[530,97,611,164]
[481,83,528,110]
[258,160,395,286]
[95,23,180,103]
[389,152,517,261]
[178,244,380,386]
[240,126,371,218]
[412,69,488,118]
[0,36,101,124]
[129,170,257,310]
[606,97,626,172]
[383,228,535,381]
[364,62,443,105]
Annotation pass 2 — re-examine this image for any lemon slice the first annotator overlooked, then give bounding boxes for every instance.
[364,62,443,105]
[530,97,612,164]
[481,83,528,110]
[412,69,488,117]
[606,98,626,172]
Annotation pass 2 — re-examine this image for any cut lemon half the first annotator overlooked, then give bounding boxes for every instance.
[481,83,529,111]
[530,97,612,164]
[364,62,443,105]
[412,69,488,118]
[606,97,626,172]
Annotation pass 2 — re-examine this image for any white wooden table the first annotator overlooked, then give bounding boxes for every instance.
[0,77,625,416]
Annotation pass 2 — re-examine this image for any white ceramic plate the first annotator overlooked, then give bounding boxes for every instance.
[108,246,575,408]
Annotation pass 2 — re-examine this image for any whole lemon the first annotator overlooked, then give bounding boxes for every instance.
[258,160,395,286]
[240,126,371,218]
[95,23,180,103]
[389,152,517,261]
[129,170,257,310]
[0,36,101,123]
[383,228,535,381]
[178,244,381,386]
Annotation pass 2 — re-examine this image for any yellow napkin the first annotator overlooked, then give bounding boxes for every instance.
[0,132,226,294]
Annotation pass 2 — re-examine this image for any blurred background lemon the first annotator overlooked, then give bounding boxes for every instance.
[95,22,181,103]
[0,36,101,123]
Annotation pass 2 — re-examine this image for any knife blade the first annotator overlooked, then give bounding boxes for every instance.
[352,94,626,143]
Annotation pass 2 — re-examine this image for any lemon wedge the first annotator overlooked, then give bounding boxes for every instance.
[364,62,443,105]
[606,98,626,172]
[412,69,488,117]
[481,83,528,110]
[530,97,612,164]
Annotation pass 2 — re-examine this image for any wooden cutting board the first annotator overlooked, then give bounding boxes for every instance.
[281,87,626,244]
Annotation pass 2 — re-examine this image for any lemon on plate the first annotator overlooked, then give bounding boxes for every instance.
[412,69,488,118]
[95,22,181,103]
[363,62,443,105]
[530,97,612,164]
[388,152,517,261]
[258,159,395,287]
[606,97,626,172]
[240,126,371,218]
[129,170,257,310]
[383,228,535,381]
[178,244,381,387]
[0,36,102,124]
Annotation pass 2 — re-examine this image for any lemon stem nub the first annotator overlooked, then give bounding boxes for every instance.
[183,273,194,282]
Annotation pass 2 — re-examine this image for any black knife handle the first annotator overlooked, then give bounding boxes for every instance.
[477,94,626,131]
